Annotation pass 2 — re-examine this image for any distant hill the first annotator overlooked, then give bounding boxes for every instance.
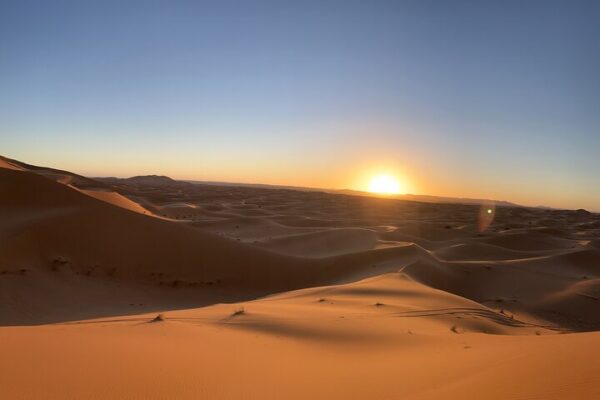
[98,175,190,187]
[125,175,177,185]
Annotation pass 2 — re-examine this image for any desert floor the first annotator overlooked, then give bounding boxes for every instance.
[1,156,599,399]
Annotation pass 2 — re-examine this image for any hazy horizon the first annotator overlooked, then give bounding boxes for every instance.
[2,1,599,211]
[3,152,595,212]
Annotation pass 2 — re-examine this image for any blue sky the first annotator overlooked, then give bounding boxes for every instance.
[1,1,599,210]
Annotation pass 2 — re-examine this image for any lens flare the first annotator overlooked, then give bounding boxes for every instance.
[479,203,496,232]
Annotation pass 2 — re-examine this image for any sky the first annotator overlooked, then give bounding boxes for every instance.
[1,0,599,210]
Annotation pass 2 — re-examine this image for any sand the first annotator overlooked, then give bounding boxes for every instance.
[1,155,599,399]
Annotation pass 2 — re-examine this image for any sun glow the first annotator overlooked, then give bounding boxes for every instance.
[368,174,403,195]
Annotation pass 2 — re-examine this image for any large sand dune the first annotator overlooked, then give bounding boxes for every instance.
[1,156,599,399]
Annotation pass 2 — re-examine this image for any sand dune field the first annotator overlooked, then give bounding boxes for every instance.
[1,156,599,399]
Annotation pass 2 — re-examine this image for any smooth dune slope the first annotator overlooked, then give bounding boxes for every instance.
[1,274,599,400]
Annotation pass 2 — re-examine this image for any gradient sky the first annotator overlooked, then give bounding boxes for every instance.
[1,1,599,210]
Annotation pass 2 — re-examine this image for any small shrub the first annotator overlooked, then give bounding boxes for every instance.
[150,314,165,323]
[231,307,245,317]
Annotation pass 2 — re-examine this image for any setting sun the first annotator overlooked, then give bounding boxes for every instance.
[368,174,402,195]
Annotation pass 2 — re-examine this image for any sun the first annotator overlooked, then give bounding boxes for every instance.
[368,174,402,195]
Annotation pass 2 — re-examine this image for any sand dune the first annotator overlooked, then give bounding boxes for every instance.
[433,241,552,261]
[1,157,599,399]
[258,227,402,257]
[481,230,577,251]
[0,157,23,170]
[79,188,154,215]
